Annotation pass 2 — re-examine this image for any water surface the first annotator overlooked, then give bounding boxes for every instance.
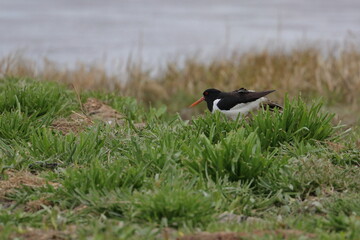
[1,0,359,67]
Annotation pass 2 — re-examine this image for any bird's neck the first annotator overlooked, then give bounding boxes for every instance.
[206,100,215,112]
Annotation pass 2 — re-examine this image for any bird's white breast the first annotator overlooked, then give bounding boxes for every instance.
[212,97,267,120]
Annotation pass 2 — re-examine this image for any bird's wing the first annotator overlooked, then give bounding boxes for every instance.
[217,90,276,110]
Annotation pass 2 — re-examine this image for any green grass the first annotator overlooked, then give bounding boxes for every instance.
[0,77,76,117]
[0,77,359,239]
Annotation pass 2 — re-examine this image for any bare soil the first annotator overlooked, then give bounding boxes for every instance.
[51,98,125,134]
[0,170,58,210]
[0,170,58,198]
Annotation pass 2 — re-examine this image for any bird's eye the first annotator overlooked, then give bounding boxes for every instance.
[204,92,208,96]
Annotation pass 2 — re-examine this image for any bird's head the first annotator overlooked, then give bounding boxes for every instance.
[189,88,221,107]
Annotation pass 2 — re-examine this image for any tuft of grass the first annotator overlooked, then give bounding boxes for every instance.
[129,183,215,227]
[0,209,43,227]
[123,132,183,174]
[246,97,337,149]
[189,111,243,144]
[326,195,360,217]
[330,148,360,166]
[183,129,275,182]
[60,159,146,198]
[0,111,38,142]
[26,127,107,166]
[0,77,77,117]
[258,156,360,197]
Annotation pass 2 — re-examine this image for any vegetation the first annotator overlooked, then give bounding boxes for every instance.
[0,44,359,239]
[1,44,360,120]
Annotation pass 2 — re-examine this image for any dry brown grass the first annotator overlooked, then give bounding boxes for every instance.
[1,44,360,113]
[0,170,59,199]
[0,170,59,211]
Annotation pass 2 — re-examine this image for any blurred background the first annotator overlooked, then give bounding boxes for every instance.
[1,0,360,123]
[1,0,359,67]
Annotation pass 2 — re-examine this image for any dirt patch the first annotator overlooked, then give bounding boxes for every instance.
[0,170,57,198]
[52,98,145,134]
[218,213,265,224]
[0,170,58,209]
[11,226,77,240]
[178,229,316,240]
[325,141,346,152]
[73,204,88,213]
[24,197,52,212]
[274,229,316,238]
[51,112,92,135]
[83,97,125,124]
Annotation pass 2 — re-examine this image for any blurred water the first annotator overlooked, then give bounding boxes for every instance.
[0,0,359,68]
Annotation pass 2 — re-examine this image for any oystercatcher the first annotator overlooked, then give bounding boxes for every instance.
[189,88,281,120]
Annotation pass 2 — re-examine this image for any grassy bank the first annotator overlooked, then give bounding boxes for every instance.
[0,76,359,239]
[1,44,360,123]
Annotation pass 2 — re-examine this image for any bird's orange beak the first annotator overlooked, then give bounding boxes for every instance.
[189,97,205,107]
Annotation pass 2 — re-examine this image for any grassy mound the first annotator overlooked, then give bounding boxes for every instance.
[0,77,359,239]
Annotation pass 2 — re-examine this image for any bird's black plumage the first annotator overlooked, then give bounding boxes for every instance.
[202,88,276,111]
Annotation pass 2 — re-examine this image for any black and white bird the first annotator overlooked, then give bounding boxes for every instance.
[189,88,282,120]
